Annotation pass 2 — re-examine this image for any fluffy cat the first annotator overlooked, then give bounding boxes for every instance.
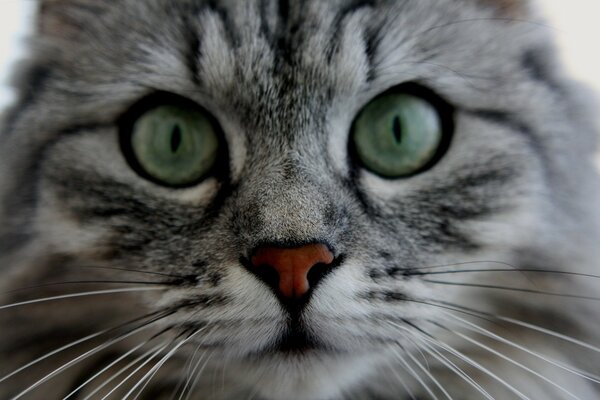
[1,0,599,399]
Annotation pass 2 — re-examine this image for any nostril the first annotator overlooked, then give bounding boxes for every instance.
[253,263,279,292]
[245,242,338,302]
[306,261,340,290]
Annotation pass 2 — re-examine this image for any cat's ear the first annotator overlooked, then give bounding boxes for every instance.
[37,0,110,39]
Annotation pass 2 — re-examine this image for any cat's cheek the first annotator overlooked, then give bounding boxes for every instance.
[33,178,121,259]
[135,271,288,356]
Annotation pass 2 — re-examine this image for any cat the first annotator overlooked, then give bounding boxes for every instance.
[1,0,599,399]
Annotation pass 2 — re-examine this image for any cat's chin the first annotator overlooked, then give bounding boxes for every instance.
[222,323,386,398]
[234,351,382,400]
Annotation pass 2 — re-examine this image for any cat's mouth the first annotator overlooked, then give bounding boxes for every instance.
[252,323,339,357]
[273,327,322,354]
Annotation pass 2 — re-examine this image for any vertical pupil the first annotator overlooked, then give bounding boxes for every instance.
[392,116,402,144]
[170,125,182,153]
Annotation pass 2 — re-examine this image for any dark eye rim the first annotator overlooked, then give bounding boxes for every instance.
[348,82,455,180]
[118,91,229,188]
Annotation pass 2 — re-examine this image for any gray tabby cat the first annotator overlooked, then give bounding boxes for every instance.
[1,0,599,399]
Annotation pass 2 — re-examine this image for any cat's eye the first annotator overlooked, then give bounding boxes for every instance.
[351,86,452,178]
[120,97,221,187]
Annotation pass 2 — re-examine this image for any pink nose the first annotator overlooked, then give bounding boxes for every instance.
[250,243,335,299]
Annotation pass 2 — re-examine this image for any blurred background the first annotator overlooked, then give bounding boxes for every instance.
[0,0,599,111]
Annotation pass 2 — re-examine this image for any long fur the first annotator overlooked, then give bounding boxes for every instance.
[1,1,599,399]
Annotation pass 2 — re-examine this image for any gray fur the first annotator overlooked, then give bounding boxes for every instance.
[1,0,599,399]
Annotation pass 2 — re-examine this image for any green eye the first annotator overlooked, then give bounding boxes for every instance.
[352,90,450,178]
[123,102,220,187]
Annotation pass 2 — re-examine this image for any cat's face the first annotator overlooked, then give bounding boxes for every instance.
[1,1,599,399]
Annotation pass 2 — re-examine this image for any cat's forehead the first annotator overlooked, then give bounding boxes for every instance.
[158,0,530,108]
[26,0,542,144]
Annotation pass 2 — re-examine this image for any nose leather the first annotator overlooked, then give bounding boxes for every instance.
[250,243,335,299]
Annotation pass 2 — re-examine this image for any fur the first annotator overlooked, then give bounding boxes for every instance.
[0,1,599,399]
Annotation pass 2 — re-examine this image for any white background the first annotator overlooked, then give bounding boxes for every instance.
[0,1,599,110]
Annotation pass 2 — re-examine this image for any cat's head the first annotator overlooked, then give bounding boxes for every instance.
[1,1,599,399]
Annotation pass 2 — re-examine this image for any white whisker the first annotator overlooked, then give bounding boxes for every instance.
[405,347,453,400]
[168,343,201,400]
[97,342,171,400]
[0,287,165,311]
[11,315,166,400]
[124,328,205,400]
[425,299,600,354]
[181,350,212,400]
[499,317,600,354]
[389,320,531,400]
[391,347,440,400]
[63,340,150,399]
[437,316,582,400]
[415,337,495,400]
[183,351,214,400]
[387,320,494,399]
[0,330,110,384]
[445,312,600,384]
[382,352,418,400]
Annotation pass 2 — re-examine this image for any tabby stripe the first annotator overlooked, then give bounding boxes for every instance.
[521,47,563,93]
[465,109,546,161]
[327,0,375,63]
[259,0,275,43]
[206,0,239,48]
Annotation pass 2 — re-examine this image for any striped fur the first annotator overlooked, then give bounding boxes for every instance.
[0,1,599,399]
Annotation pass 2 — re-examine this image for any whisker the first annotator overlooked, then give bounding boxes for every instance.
[378,61,491,90]
[11,309,175,400]
[408,261,522,272]
[414,337,495,400]
[80,345,158,400]
[404,348,453,400]
[408,17,559,40]
[431,335,530,400]
[405,260,600,279]
[391,347,439,400]
[402,298,499,325]
[63,325,176,399]
[402,334,431,372]
[426,299,600,354]
[443,312,600,384]
[181,350,214,400]
[399,260,541,286]
[423,280,600,301]
[1,331,109,385]
[433,318,582,400]
[390,320,531,400]
[0,308,172,383]
[168,343,202,400]
[124,328,205,400]
[408,268,600,279]
[4,280,178,294]
[82,265,190,280]
[131,329,203,400]
[377,338,421,399]
[96,341,173,400]
[0,287,166,311]
[63,340,150,399]
[179,349,212,400]
[388,320,494,399]
[168,322,221,400]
